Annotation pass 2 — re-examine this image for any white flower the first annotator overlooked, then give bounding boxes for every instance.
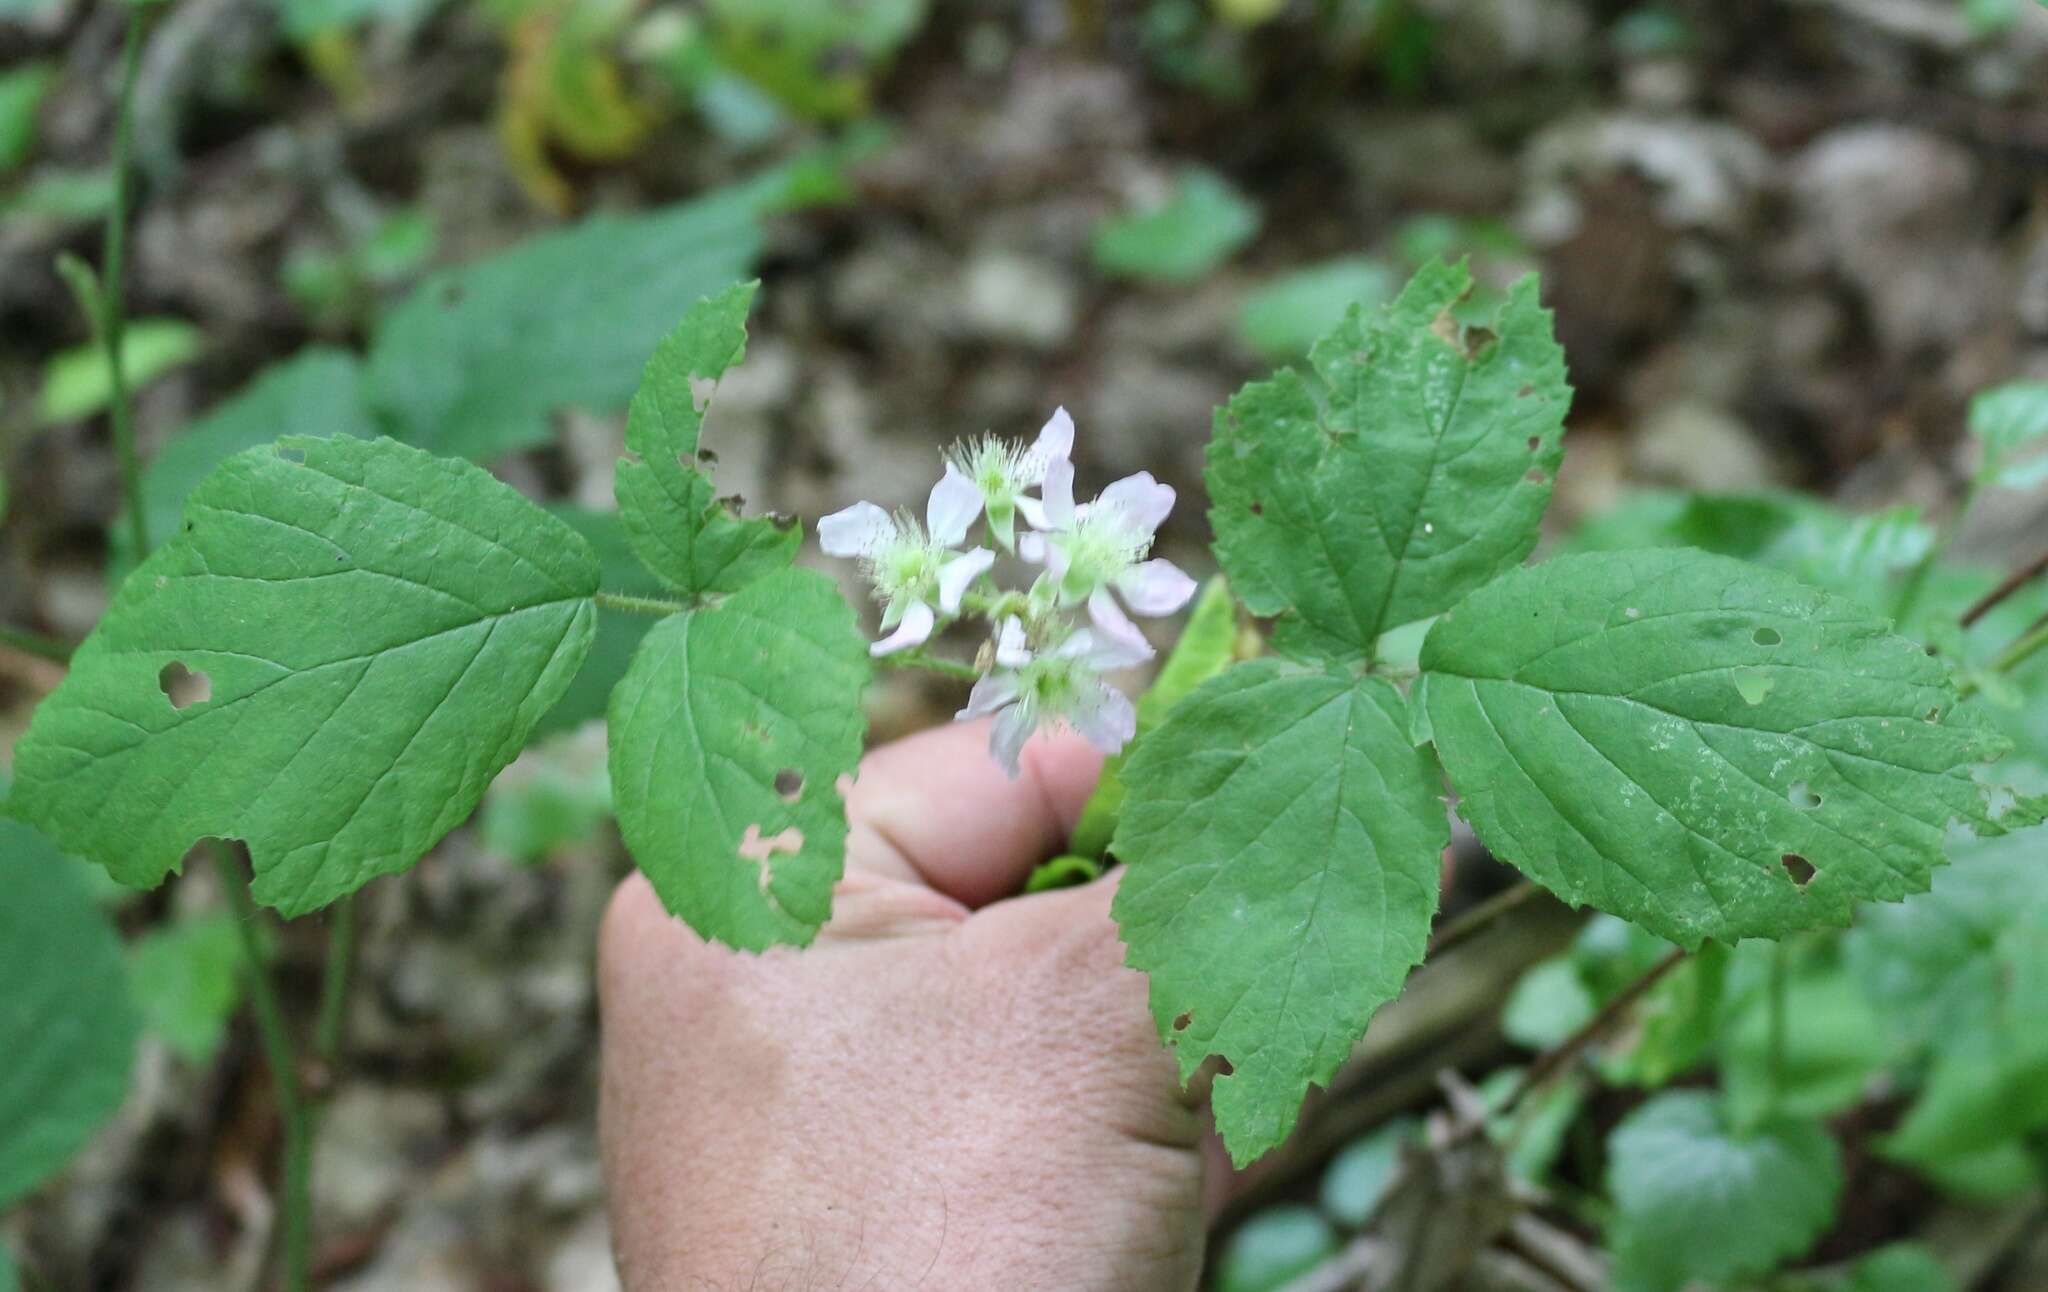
[819,474,994,657]
[957,617,1151,777]
[1018,460,1196,659]
[944,407,1076,551]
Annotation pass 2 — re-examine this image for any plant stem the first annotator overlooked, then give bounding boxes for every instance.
[881,649,980,682]
[0,624,75,663]
[103,7,150,563]
[1766,940,1789,1113]
[1496,947,1688,1117]
[1960,547,2048,629]
[315,894,355,1069]
[594,589,691,617]
[1958,612,2048,701]
[1426,880,1541,960]
[212,844,312,1292]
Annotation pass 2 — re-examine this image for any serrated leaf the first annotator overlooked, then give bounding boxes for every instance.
[128,912,246,1065]
[1604,1090,1841,1292]
[9,435,598,915]
[366,191,760,462]
[608,567,870,950]
[1210,260,1569,663]
[1968,381,2048,489]
[1093,167,1260,283]
[133,349,378,557]
[1111,661,1449,1164]
[0,820,139,1208]
[1070,576,1240,858]
[615,281,797,597]
[1421,549,2004,946]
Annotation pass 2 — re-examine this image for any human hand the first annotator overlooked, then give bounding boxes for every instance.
[598,719,1211,1291]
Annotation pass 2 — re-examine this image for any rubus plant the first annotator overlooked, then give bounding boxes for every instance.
[10,263,2048,1288]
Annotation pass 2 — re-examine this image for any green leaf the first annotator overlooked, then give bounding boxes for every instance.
[1236,256,1396,361]
[128,912,246,1065]
[0,820,139,1208]
[0,1242,15,1292]
[1319,1117,1419,1226]
[8,435,599,915]
[133,349,378,557]
[1092,167,1261,284]
[1501,956,1595,1049]
[1477,1067,1587,1185]
[1968,381,2048,489]
[1719,954,1888,1128]
[0,61,54,177]
[480,726,612,863]
[532,505,664,739]
[38,318,204,425]
[1421,549,2005,946]
[365,191,761,462]
[1604,1090,1841,1292]
[1210,260,1570,663]
[608,567,870,950]
[1111,661,1449,1164]
[615,281,797,597]
[1844,1244,1957,1292]
[1212,1205,1338,1292]
[1070,576,1240,858]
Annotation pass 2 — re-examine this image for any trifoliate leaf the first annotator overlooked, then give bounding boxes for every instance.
[1968,381,2048,490]
[8,436,599,915]
[615,281,797,598]
[366,191,761,462]
[1092,167,1261,284]
[1421,549,2005,946]
[134,349,377,557]
[1210,260,1569,664]
[1604,1090,1841,1292]
[128,912,246,1065]
[1112,661,1449,1164]
[0,820,139,1208]
[1212,1205,1338,1292]
[608,567,870,950]
[1070,576,1241,858]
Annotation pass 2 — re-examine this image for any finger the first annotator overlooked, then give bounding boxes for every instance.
[845,718,1105,907]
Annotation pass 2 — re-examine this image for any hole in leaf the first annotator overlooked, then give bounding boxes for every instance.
[1526,434,1541,450]
[774,769,804,803]
[1249,500,1264,516]
[738,824,804,863]
[1518,385,1535,399]
[1173,1011,1193,1032]
[1525,468,1547,485]
[697,448,719,465]
[1788,781,1822,810]
[1753,627,1783,646]
[719,493,746,518]
[1734,667,1774,706]
[1925,707,1942,722]
[158,661,211,710]
[1781,853,1816,886]
[276,445,306,464]
[1460,325,1498,358]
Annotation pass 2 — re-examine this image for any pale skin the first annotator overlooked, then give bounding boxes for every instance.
[598,719,1222,1291]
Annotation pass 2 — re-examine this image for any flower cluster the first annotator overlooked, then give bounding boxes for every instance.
[820,409,1196,775]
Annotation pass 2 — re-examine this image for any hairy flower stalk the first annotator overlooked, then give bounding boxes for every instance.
[820,409,1193,774]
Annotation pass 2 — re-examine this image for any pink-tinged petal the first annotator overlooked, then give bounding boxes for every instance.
[1087,588,1155,664]
[870,600,936,657]
[989,703,1037,778]
[1096,472,1175,538]
[1066,681,1137,756]
[937,547,995,612]
[1041,457,1077,530]
[1014,495,1049,531]
[927,464,983,546]
[1115,559,1198,616]
[996,616,1033,669]
[1043,537,1071,581]
[818,501,894,557]
[1018,530,1048,563]
[958,672,1020,721]
[1024,407,1075,482]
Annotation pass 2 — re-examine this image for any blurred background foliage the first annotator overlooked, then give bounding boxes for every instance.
[4,0,2048,1288]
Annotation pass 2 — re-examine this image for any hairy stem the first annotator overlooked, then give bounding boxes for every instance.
[1426,880,1542,960]
[1496,947,1688,1117]
[212,845,312,1292]
[0,624,75,663]
[594,590,692,616]
[881,649,981,682]
[103,8,150,563]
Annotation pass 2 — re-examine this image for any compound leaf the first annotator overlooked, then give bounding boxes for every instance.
[8,435,599,915]
[1421,549,2005,946]
[1209,259,1569,664]
[608,567,870,950]
[366,191,761,462]
[616,280,798,597]
[1605,1090,1841,1292]
[0,821,138,1209]
[1112,660,1448,1164]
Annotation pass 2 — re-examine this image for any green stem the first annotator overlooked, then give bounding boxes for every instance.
[1497,948,1688,1117]
[0,624,74,663]
[882,649,980,682]
[212,845,312,1292]
[1957,614,2048,702]
[594,590,692,617]
[1766,940,1789,1113]
[103,7,150,563]
[315,894,354,1068]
